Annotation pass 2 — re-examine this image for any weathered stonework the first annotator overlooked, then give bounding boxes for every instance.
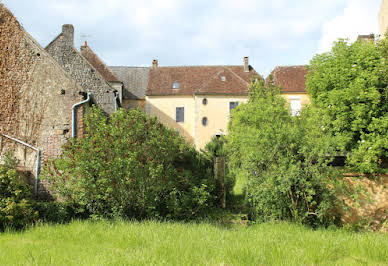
[0,4,85,192]
[45,25,116,114]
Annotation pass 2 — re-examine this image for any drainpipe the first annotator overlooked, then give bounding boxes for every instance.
[72,92,91,138]
[114,93,119,112]
[1,134,41,198]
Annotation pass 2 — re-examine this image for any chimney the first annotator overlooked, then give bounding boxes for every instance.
[152,59,158,68]
[80,41,88,51]
[244,56,249,72]
[62,24,74,45]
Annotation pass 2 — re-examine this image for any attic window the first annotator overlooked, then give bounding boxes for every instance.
[172,82,180,89]
[221,76,226,81]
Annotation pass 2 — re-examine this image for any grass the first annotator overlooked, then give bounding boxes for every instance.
[0,220,387,265]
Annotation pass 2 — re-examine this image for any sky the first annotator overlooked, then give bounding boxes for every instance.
[2,0,382,77]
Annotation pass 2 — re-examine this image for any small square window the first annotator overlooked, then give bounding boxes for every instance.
[176,107,184,122]
[172,82,180,89]
[229,101,239,111]
[221,76,226,81]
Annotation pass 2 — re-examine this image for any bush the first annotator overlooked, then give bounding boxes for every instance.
[227,80,342,226]
[306,38,388,173]
[204,136,235,200]
[0,154,38,230]
[43,108,216,220]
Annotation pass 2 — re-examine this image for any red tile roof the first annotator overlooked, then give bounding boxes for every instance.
[146,65,258,96]
[269,65,308,93]
[80,43,121,83]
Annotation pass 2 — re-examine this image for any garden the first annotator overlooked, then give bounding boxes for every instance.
[0,35,387,265]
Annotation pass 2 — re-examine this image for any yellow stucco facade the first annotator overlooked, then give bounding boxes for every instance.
[380,0,388,36]
[146,93,310,150]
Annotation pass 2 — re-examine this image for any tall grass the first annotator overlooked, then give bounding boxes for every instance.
[0,220,387,265]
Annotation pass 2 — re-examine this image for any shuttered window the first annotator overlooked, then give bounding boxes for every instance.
[176,107,184,122]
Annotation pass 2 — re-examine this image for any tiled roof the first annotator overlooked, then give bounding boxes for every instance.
[146,65,257,96]
[269,65,308,93]
[109,66,149,99]
[80,43,121,83]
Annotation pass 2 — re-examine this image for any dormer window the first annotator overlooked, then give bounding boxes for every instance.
[172,82,180,89]
[221,76,226,82]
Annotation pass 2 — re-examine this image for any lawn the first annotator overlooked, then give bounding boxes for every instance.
[0,220,387,265]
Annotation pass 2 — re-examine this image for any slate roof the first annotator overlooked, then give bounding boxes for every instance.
[146,65,257,96]
[80,43,121,83]
[109,66,149,99]
[269,65,308,93]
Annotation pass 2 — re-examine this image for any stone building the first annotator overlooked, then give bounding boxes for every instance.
[0,4,86,181]
[380,0,388,37]
[45,24,117,114]
[268,65,310,116]
[145,57,258,150]
[109,66,149,110]
[80,42,123,104]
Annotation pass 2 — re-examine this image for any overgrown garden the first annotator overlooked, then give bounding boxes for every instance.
[0,35,387,232]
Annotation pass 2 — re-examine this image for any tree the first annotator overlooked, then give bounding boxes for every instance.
[226,80,340,226]
[306,38,388,173]
[43,108,216,220]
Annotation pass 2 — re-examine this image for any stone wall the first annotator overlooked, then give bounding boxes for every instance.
[45,25,116,114]
[0,4,85,182]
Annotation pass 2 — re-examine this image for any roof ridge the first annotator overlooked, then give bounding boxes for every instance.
[81,45,121,83]
[150,65,243,68]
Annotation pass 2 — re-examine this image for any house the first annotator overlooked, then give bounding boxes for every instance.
[109,66,149,110]
[268,65,310,116]
[80,42,123,104]
[380,0,388,36]
[0,4,87,193]
[45,24,117,114]
[145,57,258,150]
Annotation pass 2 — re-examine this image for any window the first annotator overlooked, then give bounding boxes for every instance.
[202,117,208,126]
[290,99,301,116]
[172,82,180,89]
[229,101,239,111]
[221,76,226,81]
[202,98,208,105]
[176,107,184,122]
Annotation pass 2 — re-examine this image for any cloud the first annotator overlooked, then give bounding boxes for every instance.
[317,0,380,53]
[2,0,382,76]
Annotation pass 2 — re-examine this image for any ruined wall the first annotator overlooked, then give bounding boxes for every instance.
[45,25,116,114]
[0,4,84,175]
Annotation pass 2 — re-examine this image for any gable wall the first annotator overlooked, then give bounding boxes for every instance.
[45,26,116,114]
[0,5,84,182]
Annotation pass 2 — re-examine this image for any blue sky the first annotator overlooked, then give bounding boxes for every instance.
[3,0,382,76]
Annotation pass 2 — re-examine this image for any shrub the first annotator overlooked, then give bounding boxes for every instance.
[0,153,38,230]
[227,80,342,226]
[43,108,216,220]
[204,136,235,200]
[306,38,388,173]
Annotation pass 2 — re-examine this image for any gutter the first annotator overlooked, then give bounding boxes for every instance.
[1,134,41,198]
[72,92,91,138]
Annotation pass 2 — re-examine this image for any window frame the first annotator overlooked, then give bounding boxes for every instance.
[176,107,185,122]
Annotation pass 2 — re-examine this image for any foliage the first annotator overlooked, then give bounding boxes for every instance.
[203,135,235,199]
[43,107,216,220]
[226,80,342,226]
[0,153,38,230]
[306,38,388,173]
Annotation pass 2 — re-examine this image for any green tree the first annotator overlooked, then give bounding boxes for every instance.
[43,108,216,220]
[226,80,341,226]
[306,38,388,173]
